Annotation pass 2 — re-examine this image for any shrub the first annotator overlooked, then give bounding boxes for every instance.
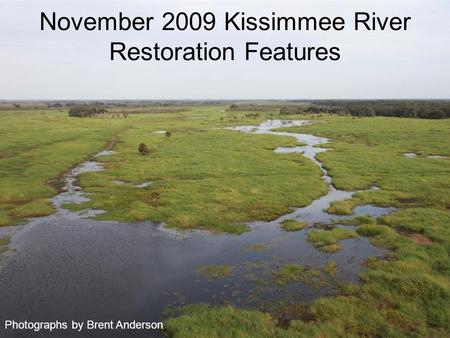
[138,143,150,155]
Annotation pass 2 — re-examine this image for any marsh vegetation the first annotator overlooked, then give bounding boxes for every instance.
[280,219,306,231]
[0,104,449,337]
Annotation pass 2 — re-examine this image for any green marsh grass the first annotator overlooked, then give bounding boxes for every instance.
[197,264,233,280]
[68,108,327,233]
[280,219,306,231]
[0,236,10,261]
[308,228,358,253]
[0,109,125,225]
[166,115,450,337]
[2,110,449,337]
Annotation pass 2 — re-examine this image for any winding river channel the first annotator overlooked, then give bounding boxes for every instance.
[0,120,394,337]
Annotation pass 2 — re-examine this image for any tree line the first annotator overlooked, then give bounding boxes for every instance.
[68,106,108,117]
[280,100,450,119]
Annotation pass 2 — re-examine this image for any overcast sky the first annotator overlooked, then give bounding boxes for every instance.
[0,0,449,100]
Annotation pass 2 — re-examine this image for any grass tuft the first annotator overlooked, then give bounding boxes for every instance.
[273,264,307,286]
[281,219,307,231]
[197,264,233,280]
[308,228,358,253]
[326,200,354,215]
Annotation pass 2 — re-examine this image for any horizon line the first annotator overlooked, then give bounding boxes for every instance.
[1,98,450,102]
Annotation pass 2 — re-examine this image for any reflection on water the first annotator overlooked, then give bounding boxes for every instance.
[0,120,394,337]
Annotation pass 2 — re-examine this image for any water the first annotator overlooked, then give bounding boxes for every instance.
[403,152,447,159]
[0,120,394,337]
[135,182,152,188]
[228,120,394,226]
[114,180,152,188]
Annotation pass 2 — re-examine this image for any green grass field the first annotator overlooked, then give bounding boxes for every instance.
[165,114,450,337]
[1,107,327,233]
[0,109,126,226]
[1,108,449,337]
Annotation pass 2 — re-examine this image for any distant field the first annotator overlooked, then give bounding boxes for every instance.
[0,107,449,337]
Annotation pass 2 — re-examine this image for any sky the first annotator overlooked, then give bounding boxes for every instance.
[0,0,449,100]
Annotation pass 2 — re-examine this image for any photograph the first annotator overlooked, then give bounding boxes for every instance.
[0,1,449,337]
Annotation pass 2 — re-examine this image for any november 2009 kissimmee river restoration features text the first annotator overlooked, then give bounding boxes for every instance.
[40,11,412,62]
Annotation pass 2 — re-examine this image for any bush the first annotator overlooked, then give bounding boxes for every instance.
[138,143,150,155]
